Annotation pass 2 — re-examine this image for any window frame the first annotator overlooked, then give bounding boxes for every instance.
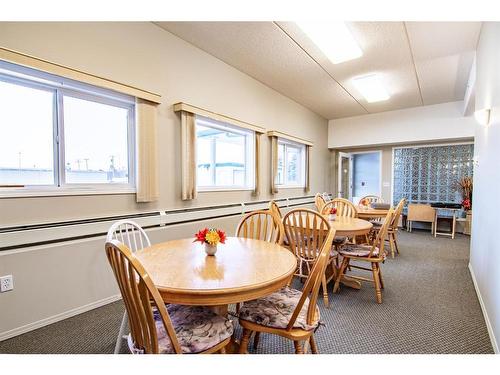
[276,138,306,189]
[195,116,255,192]
[0,61,136,198]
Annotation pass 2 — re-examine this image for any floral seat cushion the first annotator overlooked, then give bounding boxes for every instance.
[132,304,233,354]
[339,243,384,258]
[369,220,386,227]
[239,286,319,331]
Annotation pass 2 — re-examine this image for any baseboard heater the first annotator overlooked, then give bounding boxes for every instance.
[0,196,314,250]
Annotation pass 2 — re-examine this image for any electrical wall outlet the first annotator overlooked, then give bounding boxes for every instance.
[0,275,14,292]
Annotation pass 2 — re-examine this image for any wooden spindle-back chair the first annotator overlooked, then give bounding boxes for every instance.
[359,195,384,206]
[370,198,406,257]
[269,200,283,219]
[105,240,231,354]
[236,210,284,245]
[321,198,357,218]
[314,193,327,213]
[238,221,334,354]
[334,209,394,303]
[283,208,336,307]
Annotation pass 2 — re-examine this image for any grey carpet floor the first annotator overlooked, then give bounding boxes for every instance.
[0,231,494,354]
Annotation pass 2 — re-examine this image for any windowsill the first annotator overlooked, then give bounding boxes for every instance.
[276,185,306,190]
[0,187,136,199]
[197,187,255,193]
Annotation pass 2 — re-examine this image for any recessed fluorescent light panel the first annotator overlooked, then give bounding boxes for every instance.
[352,74,390,103]
[296,21,363,64]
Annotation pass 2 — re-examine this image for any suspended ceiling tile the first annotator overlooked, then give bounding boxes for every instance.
[155,21,366,119]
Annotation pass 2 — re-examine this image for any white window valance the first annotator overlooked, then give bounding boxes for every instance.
[173,102,265,134]
[0,47,161,103]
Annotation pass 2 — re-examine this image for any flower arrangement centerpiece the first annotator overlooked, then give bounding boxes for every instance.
[194,228,226,256]
[458,176,473,212]
[328,207,337,221]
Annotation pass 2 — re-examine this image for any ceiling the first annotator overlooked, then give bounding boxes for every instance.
[155,22,481,120]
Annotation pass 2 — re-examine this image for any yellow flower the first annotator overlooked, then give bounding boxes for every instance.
[205,230,220,245]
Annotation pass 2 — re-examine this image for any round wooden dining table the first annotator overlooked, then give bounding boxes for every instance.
[356,207,390,220]
[134,237,297,307]
[329,216,373,237]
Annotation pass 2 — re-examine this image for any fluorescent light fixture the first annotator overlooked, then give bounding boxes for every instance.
[352,74,390,103]
[474,108,491,126]
[296,21,362,64]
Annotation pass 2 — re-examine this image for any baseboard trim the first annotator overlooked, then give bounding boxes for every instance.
[468,262,499,353]
[0,294,121,342]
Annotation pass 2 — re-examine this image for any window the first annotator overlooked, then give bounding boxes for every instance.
[392,144,474,205]
[276,139,306,187]
[0,61,135,195]
[195,116,255,190]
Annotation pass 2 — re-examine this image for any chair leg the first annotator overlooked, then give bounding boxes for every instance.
[389,233,395,258]
[294,340,304,354]
[333,257,349,293]
[309,335,318,354]
[321,274,329,308]
[331,259,338,280]
[372,262,382,304]
[239,328,252,354]
[393,232,400,254]
[114,311,128,354]
[253,332,261,350]
[378,263,384,289]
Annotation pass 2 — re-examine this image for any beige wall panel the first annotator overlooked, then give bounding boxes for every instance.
[0,22,330,227]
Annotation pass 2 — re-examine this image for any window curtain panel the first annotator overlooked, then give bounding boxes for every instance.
[253,133,261,196]
[304,145,311,193]
[181,111,197,200]
[136,99,160,202]
[270,135,279,194]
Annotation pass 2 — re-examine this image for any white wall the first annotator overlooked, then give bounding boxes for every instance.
[328,101,475,149]
[469,22,500,353]
[0,22,330,339]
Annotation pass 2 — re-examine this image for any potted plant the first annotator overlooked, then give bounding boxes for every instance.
[194,228,226,256]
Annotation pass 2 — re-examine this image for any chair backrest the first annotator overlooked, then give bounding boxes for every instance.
[105,240,181,354]
[321,198,357,218]
[390,198,406,229]
[314,193,326,213]
[106,220,151,253]
[407,204,435,223]
[369,209,395,258]
[283,208,332,260]
[359,195,384,206]
[269,200,283,219]
[285,218,334,330]
[321,192,332,202]
[236,210,285,245]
